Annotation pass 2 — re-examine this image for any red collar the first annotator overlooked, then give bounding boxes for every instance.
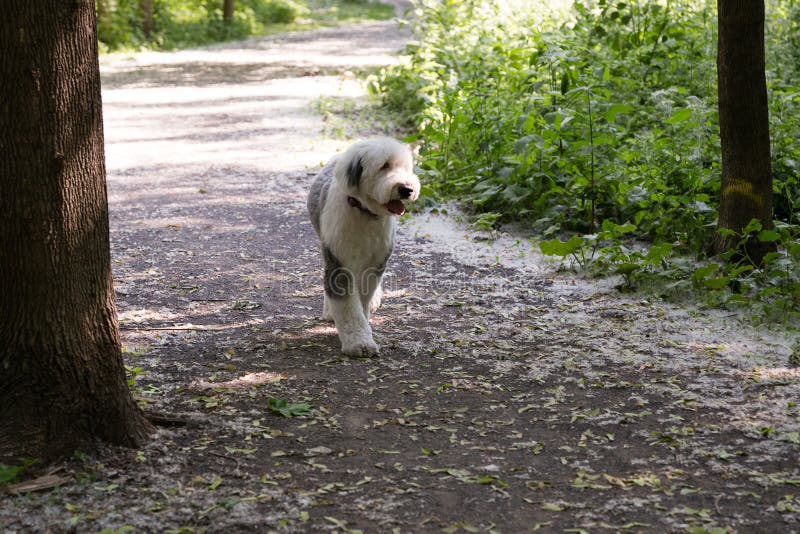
[347,196,378,218]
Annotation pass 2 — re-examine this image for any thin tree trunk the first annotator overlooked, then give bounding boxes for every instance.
[714,0,773,262]
[0,2,152,459]
[223,0,235,23]
[140,0,154,38]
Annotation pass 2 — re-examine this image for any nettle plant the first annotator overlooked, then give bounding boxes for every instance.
[377,0,800,317]
[700,220,800,321]
[540,220,673,290]
[379,0,717,233]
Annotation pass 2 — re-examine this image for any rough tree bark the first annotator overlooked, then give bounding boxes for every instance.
[714,0,774,263]
[0,2,152,459]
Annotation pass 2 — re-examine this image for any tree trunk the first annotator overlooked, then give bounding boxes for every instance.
[0,2,152,460]
[714,0,773,263]
[140,0,154,39]
[223,0,235,23]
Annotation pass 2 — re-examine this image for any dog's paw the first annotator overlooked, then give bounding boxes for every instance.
[341,339,379,358]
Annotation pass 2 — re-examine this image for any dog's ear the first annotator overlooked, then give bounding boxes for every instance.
[346,156,363,188]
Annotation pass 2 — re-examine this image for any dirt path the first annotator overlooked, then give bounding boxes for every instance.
[3,13,800,534]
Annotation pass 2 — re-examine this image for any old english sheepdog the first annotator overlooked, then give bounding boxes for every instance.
[307,137,421,357]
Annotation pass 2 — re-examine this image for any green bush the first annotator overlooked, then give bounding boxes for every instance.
[98,0,310,51]
[377,0,720,241]
[98,0,147,51]
[256,0,309,23]
[376,0,799,318]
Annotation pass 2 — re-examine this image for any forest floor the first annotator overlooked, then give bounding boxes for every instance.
[2,5,800,534]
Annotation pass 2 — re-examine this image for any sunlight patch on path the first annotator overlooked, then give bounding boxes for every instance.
[101,20,409,176]
[103,76,362,173]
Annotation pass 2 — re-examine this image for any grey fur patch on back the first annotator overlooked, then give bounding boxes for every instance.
[323,246,353,299]
[307,158,335,236]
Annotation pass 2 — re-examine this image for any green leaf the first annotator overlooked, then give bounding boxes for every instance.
[502,184,532,204]
[692,264,718,283]
[743,218,763,234]
[540,236,586,257]
[728,264,754,278]
[268,397,312,417]
[665,108,692,124]
[601,219,637,235]
[602,103,633,122]
[0,464,25,485]
[0,459,38,485]
[644,243,672,263]
[475,475,509,488]
[702,277,730,290]
[781,432,800,445]
[756,229,780,242]
[615,262,640,275]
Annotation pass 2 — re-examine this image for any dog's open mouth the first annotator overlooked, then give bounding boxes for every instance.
[384,200,406,216]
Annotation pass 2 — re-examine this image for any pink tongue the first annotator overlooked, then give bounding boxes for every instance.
[385,200,406,215]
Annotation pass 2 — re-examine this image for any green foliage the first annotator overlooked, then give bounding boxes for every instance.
[267,397,313,417]
[0,459,39,486]
[96,0,393,52]
[97,0,146,50]
[377,0,800,318]
[377,0,719,240]
[712,219,800,321]
[541,219,673,289]
[122,345,148,395]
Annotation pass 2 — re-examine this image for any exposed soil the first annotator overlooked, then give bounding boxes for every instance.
[2,9,799,534]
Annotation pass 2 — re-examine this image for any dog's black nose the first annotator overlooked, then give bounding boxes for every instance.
[398,185,414,199]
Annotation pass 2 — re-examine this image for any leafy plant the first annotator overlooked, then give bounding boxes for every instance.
[267,397,313,417]
[97,0,393,52]
[0,458,39,486]
[376,0,799,318]
[122,345,148,398]
[540,235,591,269]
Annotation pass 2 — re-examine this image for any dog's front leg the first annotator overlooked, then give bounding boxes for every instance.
[328,296,378,357]
[360,271,383,321]
[324,248,379,357]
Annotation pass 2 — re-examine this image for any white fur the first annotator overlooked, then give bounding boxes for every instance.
[308,138,420,357]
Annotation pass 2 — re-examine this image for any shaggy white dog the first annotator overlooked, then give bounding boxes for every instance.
[307,138,420,356]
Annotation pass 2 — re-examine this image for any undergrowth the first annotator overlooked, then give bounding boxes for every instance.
[97,0,395,52]
[372,0,800,324]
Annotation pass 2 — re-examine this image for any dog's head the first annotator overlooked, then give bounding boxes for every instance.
[335,137,421,217]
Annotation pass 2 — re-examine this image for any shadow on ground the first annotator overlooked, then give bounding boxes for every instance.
[2,11,798,534]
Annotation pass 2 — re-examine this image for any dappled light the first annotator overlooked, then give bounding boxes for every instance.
[190,371,288,390]
[752,367,800,380]
[4,1,799,532]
